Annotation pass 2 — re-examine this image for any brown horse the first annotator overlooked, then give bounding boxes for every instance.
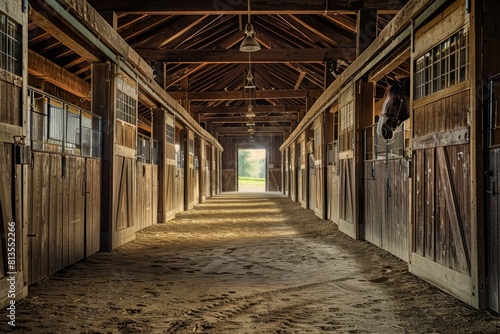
[377,77,411,140]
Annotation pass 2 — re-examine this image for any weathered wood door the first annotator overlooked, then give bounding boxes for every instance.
[313,117,325,219]
[308,140,315,210]
[409,1,477,306]
[364,123,409,261]
[338,84,356,238]
[154,110,176,222]
[327,142,339,224]
[364,158,409,261]
[289,144,298,202]
[298,135,308,208]
[85,159,101,256]
[487,76,500,312]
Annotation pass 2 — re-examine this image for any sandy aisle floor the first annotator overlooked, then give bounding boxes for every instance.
[2,192,499,333]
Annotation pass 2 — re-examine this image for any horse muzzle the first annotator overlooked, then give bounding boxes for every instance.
[380,123,394,140]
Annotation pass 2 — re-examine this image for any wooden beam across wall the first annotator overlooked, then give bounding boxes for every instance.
[87,0,364,14]
[28,50,91,99]
[168,89,322,101]
[214,126,290,133]
[201,116,296,123]
[136,48,357,64]
[191,105,306,114]
[28,1,102,63]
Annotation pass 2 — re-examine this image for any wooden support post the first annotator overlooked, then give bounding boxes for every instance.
[153,108,166,222]
[199,138,206,203]
[357,9,379,57]
[355,79,374,240]
[92,63,116,251]
[185,129,194,210]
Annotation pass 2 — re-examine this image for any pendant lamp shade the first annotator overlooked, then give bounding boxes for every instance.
[245,104,256,118]
[240,23,261,52]
[240,0,261,52]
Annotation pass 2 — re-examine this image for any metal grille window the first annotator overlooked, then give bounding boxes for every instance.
[81,111,102,158]
[194,156,199,170]
[166,124,174,144]
[48,100,64,148]
[151,140,159,165]
[414,26,469,100]
[65,106,81,154]
[116,90,137,124]
[137,134,152,163]
[0,14,21,75]
[176,148,184,169]
[363,124,404,161]
[339,102,353,134]
[30,89,101,157]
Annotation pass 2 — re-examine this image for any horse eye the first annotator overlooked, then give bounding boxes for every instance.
[392,100,398,106]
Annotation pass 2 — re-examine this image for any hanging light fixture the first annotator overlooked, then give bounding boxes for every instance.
[245,103,256,118]
[249,135,255,143]
[244,52,256,89]
[246,120,255,127]
[239,0,261,52]
[247,127,255,133]
[244,71,256,89]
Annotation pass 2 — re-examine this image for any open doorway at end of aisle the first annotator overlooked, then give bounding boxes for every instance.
[238,148,266,192]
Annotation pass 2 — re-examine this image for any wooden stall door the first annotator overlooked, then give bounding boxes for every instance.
[29,154,87,284]
[113,155,136,247]
[339,158,355,237]
[269,168,281,192]
[327,142,339,224]
[284,148,289,196]
[487,76,500,312]
[488,149,500,312]
[298,138,308,209]
[136,163,157,232]
[364,159,409,261]
[85,159,101,257]
[176,166,185,213]
[409,1,476,306]
[313,118,325,219]
[289,144,297,202]
[308,145,316,211]
[338,84,356,238]
[0,143,27,306]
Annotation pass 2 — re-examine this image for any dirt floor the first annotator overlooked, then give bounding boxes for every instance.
[2,192,500,333]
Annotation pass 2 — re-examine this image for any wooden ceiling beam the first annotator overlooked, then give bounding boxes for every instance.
[191,105,305,114]
[168,89,322,101]
[213,126,290,133]
[295,71,307,90]
[163,63,209,89]
[288,15,355,48]
[88,0,362,14]
[202,116,296,123]
[367,40,410,83]
[137,48,357,63]
[133,15,208,48]
[121,15,171,41]
[29,2,103,63]
[28,50,91,99]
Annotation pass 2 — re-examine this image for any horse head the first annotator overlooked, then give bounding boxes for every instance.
[377,77,410,140]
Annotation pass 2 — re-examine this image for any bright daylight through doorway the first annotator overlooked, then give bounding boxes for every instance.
[238,148,266,192]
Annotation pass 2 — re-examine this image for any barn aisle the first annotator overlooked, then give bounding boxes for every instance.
[3,192,498,333]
